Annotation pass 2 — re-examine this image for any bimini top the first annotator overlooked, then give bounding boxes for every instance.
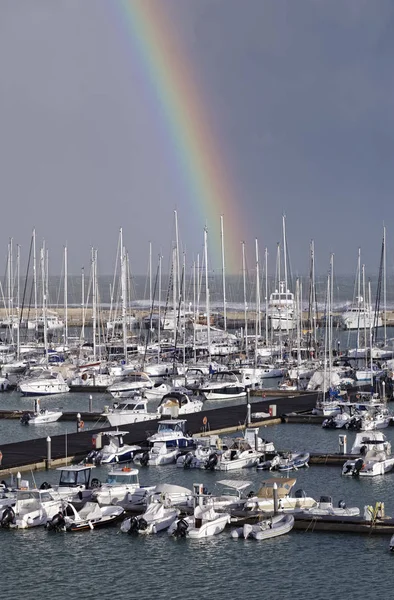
[56,465,96,472]
[217,480,252,491]
[256,478,296,499]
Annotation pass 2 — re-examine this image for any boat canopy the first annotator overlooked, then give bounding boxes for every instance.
[217,480,252,491]
[256,478,296,499]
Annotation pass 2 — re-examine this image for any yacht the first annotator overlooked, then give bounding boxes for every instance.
[199,371,247,401]
[267,282,296,331]
[92,467,155,509]
[146,419,195,450]
[85,431,141,465]
[106,372,154,399]
[342,431,394,477]
[157,388,204,417]
[102,395,158,427]
[340,296,383,330]
[18,370,70,396]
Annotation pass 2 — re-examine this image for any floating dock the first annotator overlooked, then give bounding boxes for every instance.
[0,392,318,474]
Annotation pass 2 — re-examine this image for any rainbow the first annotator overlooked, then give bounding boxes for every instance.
[113,0,246,273]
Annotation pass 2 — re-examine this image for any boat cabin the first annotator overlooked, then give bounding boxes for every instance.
[112,399,148,413]
[106,467,139,486]
[147,419,194,448]
[57,465,95,488]
[255,478,297,499]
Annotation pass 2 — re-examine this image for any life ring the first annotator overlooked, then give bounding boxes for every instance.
[202,416,208,426]
[79,420,85,429]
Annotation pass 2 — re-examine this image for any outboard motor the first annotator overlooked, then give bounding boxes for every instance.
[20,412,31,425]
[140,451,150,467]
[338,500,346,509]
[183,452,194,469]
[173,518,189,538]
[90,478,101,489]
[352,458,364,476]
[85,450,102,465]
[46,512,66,532]
[124,516,140,534]
[204,452,218,471]
[40,481,51,490]
[294,489,307,499]
[137,517,148,532]
[322,417,336,429]
[0,506,15,528]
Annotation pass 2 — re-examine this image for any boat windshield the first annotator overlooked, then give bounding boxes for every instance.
[59,469,91,487]
[157,422,185,433]
[106,473,139,485]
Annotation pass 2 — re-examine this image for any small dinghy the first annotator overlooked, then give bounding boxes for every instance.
[46,502,125,532]
[261,451,310,472]
[231,513,294,540]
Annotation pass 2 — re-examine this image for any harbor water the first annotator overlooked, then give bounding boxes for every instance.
[1,410,394,599]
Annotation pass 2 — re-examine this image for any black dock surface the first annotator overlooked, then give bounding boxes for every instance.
[0,392,318,472]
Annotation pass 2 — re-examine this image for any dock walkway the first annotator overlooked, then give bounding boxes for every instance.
[0,392,318,474]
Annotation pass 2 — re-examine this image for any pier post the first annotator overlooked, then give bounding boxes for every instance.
[339,434,347,455]
[246,403,251,426]
[382,381,386,403]
[46,436,52,469]
[77,413,82,433]
[89,395,93,413]
[273,482,278,515]
[16,472,21,489]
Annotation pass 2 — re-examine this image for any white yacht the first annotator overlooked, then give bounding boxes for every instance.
[342,431,394,477]
[267,282,296,331]
[9,488,65,529]
[216,439,261,471]
[106,372,154,399]
[18,370,70,396]
[199,371,247,401]
[85,431,141,464]
[102,395,158,427]
[92,467,155,509]
[157,389,204,417]
[341,296,383,330]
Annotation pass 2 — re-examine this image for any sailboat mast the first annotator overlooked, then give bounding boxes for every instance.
[220,215,227,333]
[204,228,211,362]
[242,241,248,360]
[64,245,68,347]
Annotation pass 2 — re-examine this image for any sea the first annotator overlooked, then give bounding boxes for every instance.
[1,274,394,600]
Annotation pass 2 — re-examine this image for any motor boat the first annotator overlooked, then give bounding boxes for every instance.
[102,395,158,427]
[135,441,180,466]
[40,465,102,506]
[199,371,247,401]
[91,467,155,509]
[342,431,394,477]
[157,389,204,417]
[120,498,179,534]
[264,451,310,472]
[298,496,360,517]
[244,478,317,512]
[84,431,141,465]
[208,480,255,511]
[20,398,63,425]
[267,282,296,331]
[243,428,276,454]
[340,296,383,330]
[106,372,154,399]
[145,419,195,450]
[176,436,222,469]
[47,502,125,532]
[18,370,70,396]
[142,381,172,401]
[231,513,295,540]
[5,488,66,529]
[216,439,262,471]
[168,486,230,538]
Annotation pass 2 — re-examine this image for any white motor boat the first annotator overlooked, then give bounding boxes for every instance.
[176,436,222,469]
[168,491,230,539]
[47,502,125,532]
[342,431,394,477]
[340,296,382,330]
[91,467,155,509]
[102,395,158,427]
[199,371,247,401]
[20,398,62,424]
[85,431,141,465]
[45,465,101,505]
[157,389,204,417]
[299,495,360,517]
[267,282,296,331]
[106,372,154,399]
[143,381,172,401]
[120,499,179,534]
[7,488,66,529]
[146,419,195,450]
[216,439,261,471]
[231,513,295,540]
[135,441,180,466]
[18,370,70,396]
[245,478,317,512]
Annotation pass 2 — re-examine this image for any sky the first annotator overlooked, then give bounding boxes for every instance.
[0,0,393,278]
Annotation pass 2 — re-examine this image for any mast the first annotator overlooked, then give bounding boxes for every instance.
[16,244,20,359]
[265,247,269,348]
[255,239,260,367]
[242,241,248,360]
[204,228,211,362]
[41,244,48,363]
[120,228,127,362]
[64,245,68,347]
[81,266,85,343]
[220,215,227,332]
[33,228,38,327]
